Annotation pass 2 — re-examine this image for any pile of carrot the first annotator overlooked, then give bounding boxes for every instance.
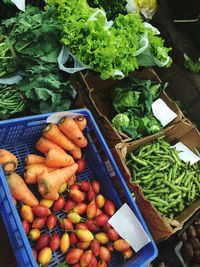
[0,115,88,205]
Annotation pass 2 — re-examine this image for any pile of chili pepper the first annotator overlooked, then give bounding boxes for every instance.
[126,137,200,219]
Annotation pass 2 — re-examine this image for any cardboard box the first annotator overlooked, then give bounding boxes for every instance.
[74,69,184,148]
[112,119,200,242]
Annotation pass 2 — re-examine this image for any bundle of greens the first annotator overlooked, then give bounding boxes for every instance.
[47,0,172,80]
[0,84,26,120]
[184,54,200,74]
[1,5,62,69]
[111,78,165,139]
[0,5,76,117]
[18,64,76,114]
[87,0,127,20]
[0,31,17,77]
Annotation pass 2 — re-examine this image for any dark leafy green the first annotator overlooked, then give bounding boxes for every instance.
[0,5,76,117]
[111,78,165,140]
[87,0,127,20]
[17,64,76,114]
[184,55,200,74]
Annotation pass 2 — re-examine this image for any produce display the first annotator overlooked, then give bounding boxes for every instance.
[111,78,165,139]
[126,137,200,219]
[47,0,172,80]
[0,5,76,117]
[180,219,200,267]
[0,1,200,267]
[2,115,134,266]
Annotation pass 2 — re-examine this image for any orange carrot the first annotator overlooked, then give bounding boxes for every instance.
[0,149,18,174]
[7,172,39,206]
[43,124,77,151]
[25,154,45,165]
[24,164,49,184]
[59,117,88,148]
[36,137,60,154]
[70,148,82,160]
[38,164,78,200]
[45,148,74,168]
[74,116,87,131]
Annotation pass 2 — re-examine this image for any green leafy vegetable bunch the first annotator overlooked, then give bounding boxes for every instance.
[0,5,76,117]
[47,0,172,80]
[111,78,165,139]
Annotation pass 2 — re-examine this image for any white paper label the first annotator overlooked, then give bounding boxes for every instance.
[11,0,25,11]
[108,203,150,252]
[173,142,200,165]
[47,111,83,124]
[152,98,177,127]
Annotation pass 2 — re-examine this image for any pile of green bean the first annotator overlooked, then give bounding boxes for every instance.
[126,137,200,219]
[0,84,26,119]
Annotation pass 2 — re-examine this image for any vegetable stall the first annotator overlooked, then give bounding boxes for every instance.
[0,1,199,267]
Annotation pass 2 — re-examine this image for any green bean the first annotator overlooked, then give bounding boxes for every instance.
[166,195,182,209]
[168,168,173,182]
[158,163,171,171]
[141,174,153,180]
[172,164,178,180]
[176,186,189,192]
[150,201,164,208]
[148,197,169,206]
[130,154,148,166]
[183,173,193,186]
[168,191,181,199]
[179,202,185,212]
[163,180,179,191]
[175,172,185,185]
[191,184,197,200]
[193,179,200,192]
[142,148,158,157]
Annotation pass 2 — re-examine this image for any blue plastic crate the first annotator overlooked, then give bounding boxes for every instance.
[0,109,157,267]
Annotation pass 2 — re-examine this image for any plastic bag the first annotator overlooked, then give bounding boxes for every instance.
[0,73,22,85]
[57,46,90,74]
[126,0,157,20]
[87,9,113,30]
[137,45,170,67]
[11,0,25,11]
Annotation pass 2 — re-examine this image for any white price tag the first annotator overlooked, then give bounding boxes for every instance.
[11,0,25,11]
[173,142,200,165]
[152,98,177,127]
[47,112,83,124]
[108,203,150,252]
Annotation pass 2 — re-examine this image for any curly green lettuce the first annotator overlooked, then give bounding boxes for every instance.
[46,0,172,79]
